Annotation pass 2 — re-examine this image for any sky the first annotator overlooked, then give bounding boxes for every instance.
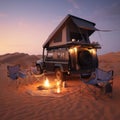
[0,0,120,55]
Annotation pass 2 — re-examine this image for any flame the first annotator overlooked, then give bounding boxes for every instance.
[56,87,61,93]
[44,78,50,88]
[56,80,61,87]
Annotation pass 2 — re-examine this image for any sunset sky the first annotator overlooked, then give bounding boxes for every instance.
[0,0,120,55]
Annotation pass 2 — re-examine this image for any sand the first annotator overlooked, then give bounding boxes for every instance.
[0,52,120,120]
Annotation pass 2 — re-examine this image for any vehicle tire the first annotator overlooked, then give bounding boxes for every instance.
[55,69,64,81]
[36,64,43,74]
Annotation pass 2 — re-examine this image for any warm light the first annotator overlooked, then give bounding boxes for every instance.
[69,47,77,53]
[56,80,61,87]
[44,78,50,88]
[55,79,61,93]
[69,48,73,53]
[72,38,75,42]
[92,49,96,55]
[62,81,66,88]
[56,87,61,93]
[74,47,77,52]
[89,49,96,55]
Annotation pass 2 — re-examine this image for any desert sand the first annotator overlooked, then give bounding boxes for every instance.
[0,52,120,120]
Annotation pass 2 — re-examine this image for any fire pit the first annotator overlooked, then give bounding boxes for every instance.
[25,78,81,97]
[37,78,65,94]
[25,77,72,97]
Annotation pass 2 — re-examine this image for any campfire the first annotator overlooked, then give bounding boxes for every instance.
[43,78,51,88]
[37,77,65,94]
[56,87,61,93]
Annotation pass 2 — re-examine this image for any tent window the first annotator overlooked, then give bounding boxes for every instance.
[70,32,82,41]
[70,32,90,43]
[54,31,62,43]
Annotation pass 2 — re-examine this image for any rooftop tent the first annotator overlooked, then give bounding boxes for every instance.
[70,15,97,37]
[70,15,96,31]
[43,15,69,48]
[43,14,97,48]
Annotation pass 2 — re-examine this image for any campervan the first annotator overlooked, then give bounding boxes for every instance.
[36,14,101,80]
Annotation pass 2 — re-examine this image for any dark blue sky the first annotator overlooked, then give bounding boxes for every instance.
[0,0,120,55]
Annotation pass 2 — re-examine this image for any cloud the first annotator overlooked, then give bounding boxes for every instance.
[68,9,74,13]
[67,0,80,9]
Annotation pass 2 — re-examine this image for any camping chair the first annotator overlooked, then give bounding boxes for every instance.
[80,68,114,99]
[29,66,43,83]
[7,64,26,88]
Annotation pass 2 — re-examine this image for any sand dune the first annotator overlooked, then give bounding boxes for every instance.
[99,52,120,76]
[0,53,41,68]
[0,52,120,120]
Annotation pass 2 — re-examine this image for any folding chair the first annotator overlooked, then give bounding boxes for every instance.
[80,68,114,99]
[7,64,26,88]
[29,66,44,83]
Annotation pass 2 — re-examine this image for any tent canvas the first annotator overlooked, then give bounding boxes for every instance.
[43,14,97,48]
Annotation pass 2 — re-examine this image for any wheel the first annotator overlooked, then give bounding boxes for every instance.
[55,69,64,80]
[36,65,43,74]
